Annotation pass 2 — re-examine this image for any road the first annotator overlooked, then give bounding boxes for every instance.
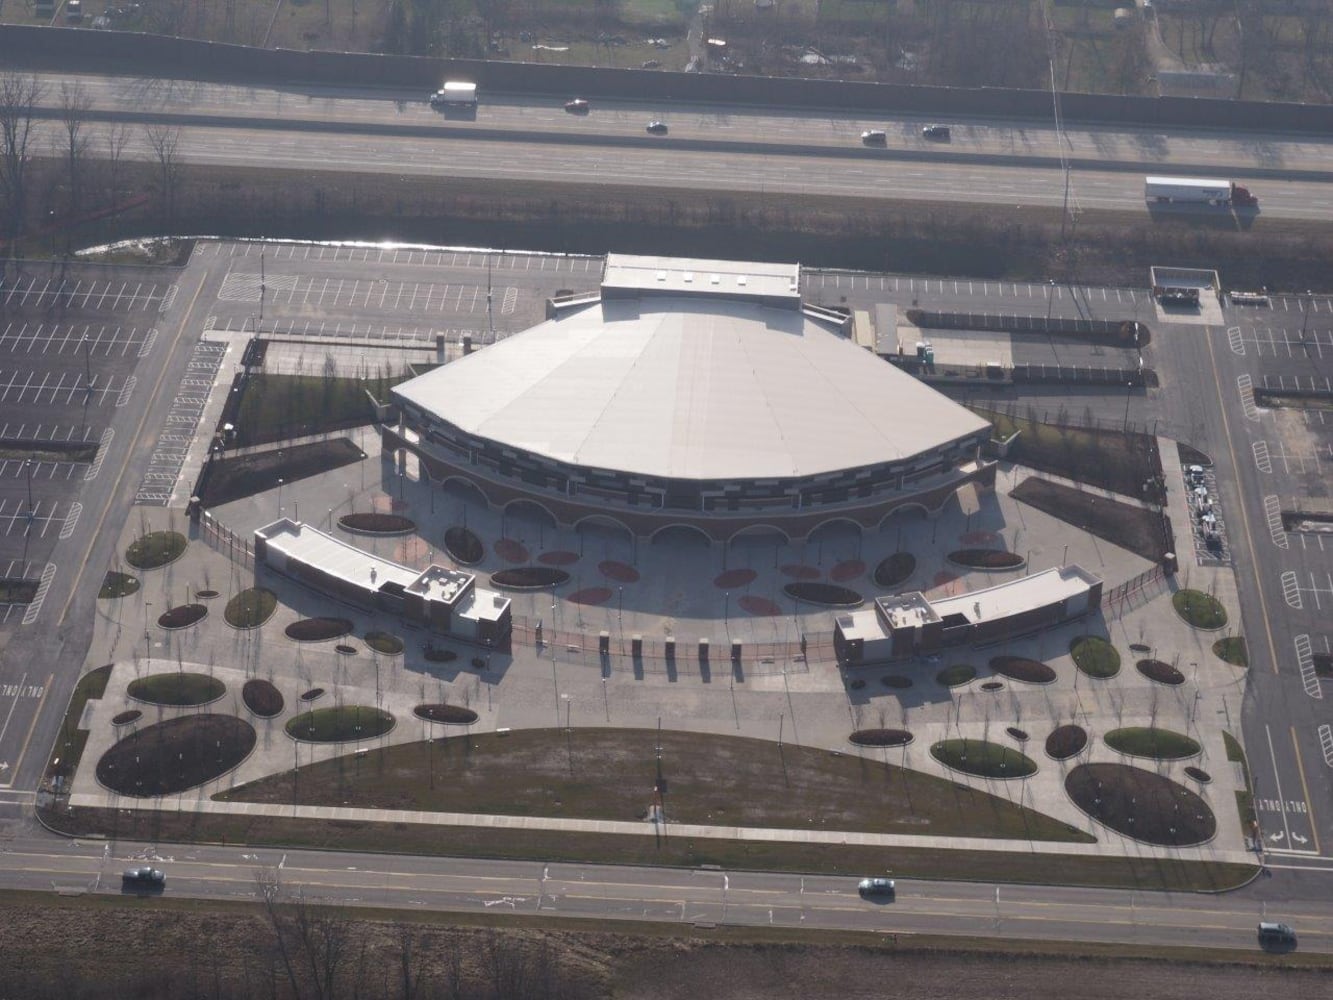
[18,72,1333,220]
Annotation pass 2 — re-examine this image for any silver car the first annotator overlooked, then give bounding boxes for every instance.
[858,877,895,897]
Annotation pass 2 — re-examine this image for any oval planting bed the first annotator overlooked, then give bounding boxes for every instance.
[872,552,916,589]
[1065,763,1216,846]
[285,617,354,642]
[936,664,976,688]
[443,526,484,565]
[224,587,277,629]
[112,710,142,726]
[413,704,479,725]
[947,548,1025,570]
[335,644,358,656]
[1045,725,1088,761]
[1006,727,1030,743]
[1212,636,1249,667]
[195,589,219,600]
[365,631,405,655]
[299,688,325,703]
[989,656,1057,684]
[880,675,913,689]
[1136,659,1184,686]
[127,672,225,707]
[157,603,207,630]
[980,681,1004,692]
[96,715,256,797]
[242,679,285,718]
[124,530,187,570]
[286,706,396,743]
[338,512,416,535]
[782,582,862,608]
[849,729,913,748]
[1172,589,1229,630]
[713,567,758,589]
[930,739,1037,779]
[1104,727,1201,761]
[98,571,140,599]
[1185,766,1212,784]
[1069,636,1120,678]
[424,645,458,663]
[489,567,570,590]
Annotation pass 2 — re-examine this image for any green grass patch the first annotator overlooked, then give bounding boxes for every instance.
[872,552,916,588]
[44,664,113,791]
[1070,636,1121,678]
[935,664,976,687]
[97,571,140,599]
[364,631,405,655]
[124,530,187,570]
[127,672,226,707]
[1172,589,1228,630]
[231,373,411,447]
[1212,636,1249,667]
[1105,727,1200,761]
[929,739,1038,779]
[223,728,1084,842]
[286,706,396,742]
[1224,731,1258,835]
[224,587,277,629]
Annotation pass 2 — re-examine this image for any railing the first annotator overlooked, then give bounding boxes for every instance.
[1102,564,1167,620]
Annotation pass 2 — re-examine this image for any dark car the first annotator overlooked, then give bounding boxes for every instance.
[858,877,895,898]
[122,866,165,888]
[646,121,669,135]
[1257,921,1296,948]
[922,124,951,140]
[564,99,590,113]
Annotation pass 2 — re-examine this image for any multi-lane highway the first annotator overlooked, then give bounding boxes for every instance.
[19,72,1333,220]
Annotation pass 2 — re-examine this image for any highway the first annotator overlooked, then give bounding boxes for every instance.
[19,72,1333,220]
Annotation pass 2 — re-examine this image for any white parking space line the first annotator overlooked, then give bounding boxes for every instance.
[19,563,56,626]
[1262,495,1288,549]
[1227,326,1245,356]
[1295,635,1323,700]
[1252,441,1272,473]
[1281,571,1302,609]
[1319,724,1333,766]
[1237,374,1259,420]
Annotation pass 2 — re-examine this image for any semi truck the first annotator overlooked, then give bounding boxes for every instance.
[429,81,477,107]
[1145,176,1257,207]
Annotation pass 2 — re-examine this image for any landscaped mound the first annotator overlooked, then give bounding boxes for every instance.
[97,715,256,796]
[930,739,1038,778]
[989,656,1057,684]
[872,552,916,588]
[242,679,284,718]
[365,631,405,655]
[782,582,862,607]
[224,587,277,629]
[127,672,225,707]
[125,531,187,570]
[490,567,570,590]
[1104,727,1200,760]
[414,704,479,724]
[157,603,207,630]
[98,571,140,599]
[947,548,1024,570]
[285,617,354,642]
[1136,659,1184,685]
[286,706,396,742]
[850,729,913,747]
[935,664,976,687]
[1212,636,1249,667]
[1070,636,1120,678]
[112,710,142,726]
[1065,762,1216,846]
[444,526,483,565]
[1045,725,1088,760]
[338,512,416,534]
[1172,589,1228,630]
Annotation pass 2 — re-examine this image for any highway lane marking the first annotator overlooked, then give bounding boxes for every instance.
[0,673,52,789]
[1290,725,1322,854]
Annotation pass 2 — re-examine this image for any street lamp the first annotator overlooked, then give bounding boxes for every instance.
[277,477,284,516]
[1122,382,1133,432]
[1301,290,1313,338]
[81,333,92,390]
[24,458,34,525]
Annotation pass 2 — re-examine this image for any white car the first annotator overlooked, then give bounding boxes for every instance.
[860,129,887,145]
[858,877,895,897]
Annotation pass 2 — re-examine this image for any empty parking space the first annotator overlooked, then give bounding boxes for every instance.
[0,322,151,358]
[219,272,518,317]
[0,276,167,313]
[135,339,226,506]
[1232,325,1333,360]
[203,242,603,275]
[0,369,129,408]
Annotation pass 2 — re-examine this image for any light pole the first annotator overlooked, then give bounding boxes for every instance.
[81,333,92,390]
[277,477,284,516]
[24,458,34,527]
[1122,382,1133,432]
[1301,290,1313,339]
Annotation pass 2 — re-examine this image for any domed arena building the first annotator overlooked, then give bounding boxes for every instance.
[387,254,995,543]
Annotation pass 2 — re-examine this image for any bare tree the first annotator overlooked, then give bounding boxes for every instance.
[144,123,183,226]
[103,119,132,208]
[0,72,45,250]
[56,81,92,252]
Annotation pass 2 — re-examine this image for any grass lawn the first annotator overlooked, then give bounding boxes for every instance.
[1173,589,1228,630]
[365,631,405,655]
[221,728,1086,842]
[127,672,226,707]
[97,571,140,599]
[936,664,976,687]
[929,739,1038,779]
[285,706,395,742]
[232,373,410,447]
[872,552,916,588]
[1212,636,1249,667]
[224,587,277,629]
[124,531,187,570]
[1011,476,1171,562]
[1224,731,1258,835]
[1104,727,1200,760]
[44,664,112,790]
[1070,636,1121,678]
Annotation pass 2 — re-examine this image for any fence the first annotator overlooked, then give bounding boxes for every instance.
[198,510,255,569]
[1102,564,1168,621]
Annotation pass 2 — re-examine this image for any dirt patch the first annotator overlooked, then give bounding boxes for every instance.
[491,566,571,589]
[242,679,284,718]
[779,564,821,580]
[1011,477,1171,562]
[199,438,363,507]
[1046,725,1088,760]
[829,560,866,582]
[569,587,614,605]
[97,715,256,796]
[738,595,783,616]
[539,550,580,565]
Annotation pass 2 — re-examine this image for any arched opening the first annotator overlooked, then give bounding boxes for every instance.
[726,523,791,550]
[650,523,713,549]
[440,476,490,507]
[503,499,559,532]
[877,503,930,532]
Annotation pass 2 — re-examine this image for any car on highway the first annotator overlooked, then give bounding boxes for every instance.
[922,124,951,140]
[858,877,895,898]
[860,130,887,145]
[564,99,590,113]
[646,121,669,135]
[122,866,165,888]
[1257,921,1296,948]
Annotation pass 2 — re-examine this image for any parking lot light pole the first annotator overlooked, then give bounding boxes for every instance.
[24,458,34,526]
[1301,290,1313,338]
[1122,382,1133,432]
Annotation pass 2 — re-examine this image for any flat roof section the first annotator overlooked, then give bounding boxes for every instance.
[601,253,800,304]
[256,518,418,592]
[925,565,1102,625]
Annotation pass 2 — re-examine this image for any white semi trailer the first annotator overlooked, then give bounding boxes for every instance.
[429,81,477,107]
[1145,176,1257,207]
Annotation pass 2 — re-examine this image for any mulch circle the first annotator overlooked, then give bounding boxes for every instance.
[1185,766,1212,784]
[157,604,207,630]
[568,587,613,605]
[338,512,416,535]
[980,681,1005,692]
[494,538,530,564]
[97,715,256,797]
[335,644,357,655]
[1006,727,1030,742]
[830,560,866,583]
[242,679,284,719]
[299,688,325,702]
[1136,659,1185,685]
[783,581,862,607]
[738,595,782,616]
[849,728,913,747]
[285,617,354,642]
[538,550,579,566]
[112,710,142,726]
[959,529,1001,545]
[989,655,1057,684]
[713,567,758,589]
[414,704,480,724]
[599,560,640,583]
[195,589,219,600]
[780,564,821,580]
[1129,643,1151,654]
[1046,724,1088,760]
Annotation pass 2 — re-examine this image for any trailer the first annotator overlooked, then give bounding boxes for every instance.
[1145,176,1257,207]
[429,81,477,107]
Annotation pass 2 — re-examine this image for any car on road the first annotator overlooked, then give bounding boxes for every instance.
[646,121,669,135]
[922,124,951,140]
[858,877,895,898]
[860,129,887,145]
[564,99,590,113]
[1257,921,1296,948]
[122,866,165,888]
